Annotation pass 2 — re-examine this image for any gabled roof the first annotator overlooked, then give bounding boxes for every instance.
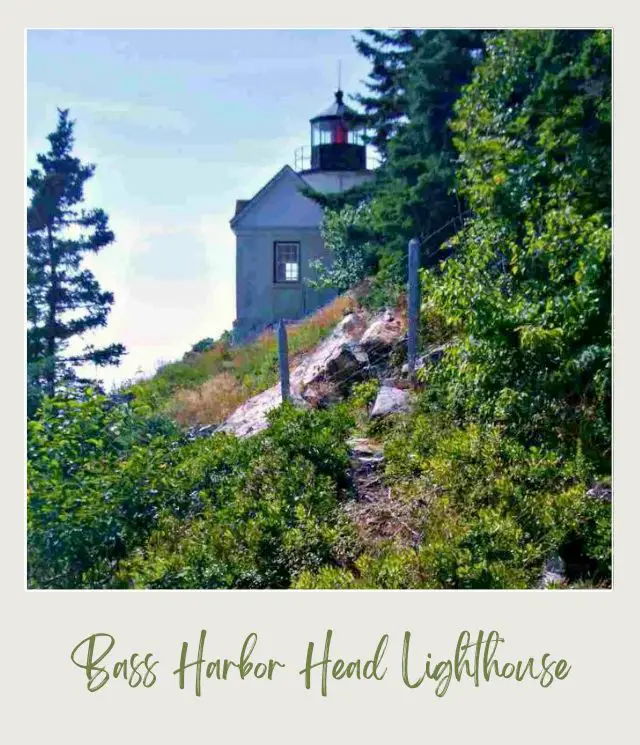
[230,164,312,229]
[234,199,250,216]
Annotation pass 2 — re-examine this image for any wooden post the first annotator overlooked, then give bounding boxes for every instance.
[277,318,291,402]
[407,238,421,380]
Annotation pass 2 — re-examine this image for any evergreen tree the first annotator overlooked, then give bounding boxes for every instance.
[27,109,125,410]
[353,29,421,158]
[370,30,486,266]
[305,30,487,302]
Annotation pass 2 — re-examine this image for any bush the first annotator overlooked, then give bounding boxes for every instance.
[190,337,215,354]
[27,394,357,589]
[424,30,611,470]
[297,412,611,589]
[384,413,609,587]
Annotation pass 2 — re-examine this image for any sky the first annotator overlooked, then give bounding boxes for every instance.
[26,29,374,389]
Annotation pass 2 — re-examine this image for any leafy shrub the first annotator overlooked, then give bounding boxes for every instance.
[310,203,378,292]
[190,337,215,354]
[299,412,611,589]
[350,379,381,411]
[384,412,609,587]
[28,394,357,589]
[424,30,611,470]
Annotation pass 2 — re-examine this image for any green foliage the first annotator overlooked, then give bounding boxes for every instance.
[422,30,611,469]
[190,337,216,354]
[27,109,125,404]
[353,29,421,157]
[310,203,378,292]
[350,379,381,410]
[346,30,487,307]
[300,413,611,589]
[369,30,485,257]
[28,394,358,589]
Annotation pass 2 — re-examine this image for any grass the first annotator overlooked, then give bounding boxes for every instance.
[126,293,356,427]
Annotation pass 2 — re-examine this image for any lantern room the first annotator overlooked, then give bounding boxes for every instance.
[309,89,366,172]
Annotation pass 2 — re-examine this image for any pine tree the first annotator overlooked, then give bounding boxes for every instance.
[374,30,486,258]
[27,109,125,409]
[352,29,421,158]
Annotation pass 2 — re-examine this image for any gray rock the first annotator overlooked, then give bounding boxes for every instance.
[218,385,284,438]
[401,343,449,375]
[587,483,612,502]
[539,554,568,588]
[370,384,412,418]
[360,309,405,357]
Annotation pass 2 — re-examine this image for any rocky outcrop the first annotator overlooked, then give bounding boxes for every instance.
[587,482,612,502]
[218,385,284,438]
[370,382,413,418]
[220,312,372,437]
[219,309,412,438]
[360,309,405,359]
[297,316,370,407]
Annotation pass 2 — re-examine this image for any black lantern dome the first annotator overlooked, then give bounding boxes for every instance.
[308,90,366,172]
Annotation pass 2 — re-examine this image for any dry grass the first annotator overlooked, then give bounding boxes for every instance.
[292,292,356,335]
[163,293,359,428]
[170,372,247,428]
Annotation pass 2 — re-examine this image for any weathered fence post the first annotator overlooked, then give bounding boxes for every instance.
[277,318,291,402]
[407,238,421,381]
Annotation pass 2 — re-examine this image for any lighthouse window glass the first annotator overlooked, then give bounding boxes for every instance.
[313,122,333,146]
[274,242,300,283]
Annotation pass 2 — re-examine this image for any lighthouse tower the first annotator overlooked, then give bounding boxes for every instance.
[230,89,374,343]
[295,88,373,193]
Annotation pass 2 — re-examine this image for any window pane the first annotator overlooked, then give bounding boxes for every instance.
[285,262,298,281]
[274,242,300,283]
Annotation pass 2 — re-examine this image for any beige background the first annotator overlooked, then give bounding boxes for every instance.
[3,3,638,742]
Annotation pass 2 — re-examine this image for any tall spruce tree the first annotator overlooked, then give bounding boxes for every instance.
[27,109,125,411]
[370,30,486,265]
[353,29,421,158]
[306,30,487,301]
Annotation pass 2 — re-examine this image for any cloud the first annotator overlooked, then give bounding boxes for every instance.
[76,209,237,388]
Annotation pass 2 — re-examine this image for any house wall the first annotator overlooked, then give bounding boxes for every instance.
[234,227,336,341]
[301,170,375,194]
[235,173,323,229]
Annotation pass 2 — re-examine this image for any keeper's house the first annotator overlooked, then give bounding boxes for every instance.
[230,89,374,342]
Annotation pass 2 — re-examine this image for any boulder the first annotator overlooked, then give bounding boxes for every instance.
[333,311,369,340]
[360,309,405,359]
[587,482,612,502]
[538,554,568,588]
[220,312,371,436]
[218,385,283,439]
[370,383,412,418]
[295,314,370,407]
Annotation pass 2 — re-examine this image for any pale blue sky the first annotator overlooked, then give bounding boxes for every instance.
[27,29,374,387]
